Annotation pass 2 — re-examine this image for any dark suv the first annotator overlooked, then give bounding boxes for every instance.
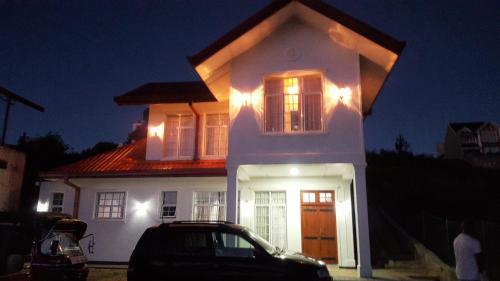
[128,221,332,281]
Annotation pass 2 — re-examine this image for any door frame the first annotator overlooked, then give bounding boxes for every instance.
[300,190,338,264]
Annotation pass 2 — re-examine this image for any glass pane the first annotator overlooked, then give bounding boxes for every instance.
[302,192,315,203]
[163,191,177,204]
[265,95,283,132]
[271,192,286,204]
[205,127,219,156]
[303,93,321,131]
[255,206,270,241]
[255,192,269,205]
[214,232,254,258]
[271,205,287,249]
[265,79,283,95]
[194,192,209,205]
[179,128,194,157]
[180,115,194,127]
[302,75,322,93]
[206,114,219,126]
[210,192,225,205]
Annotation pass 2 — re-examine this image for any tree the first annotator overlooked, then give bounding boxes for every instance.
[394,134,411,155]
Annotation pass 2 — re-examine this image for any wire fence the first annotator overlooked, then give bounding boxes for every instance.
[418,211,500,281]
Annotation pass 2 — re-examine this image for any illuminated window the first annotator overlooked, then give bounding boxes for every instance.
[319,192,333,203]
[302,192,315,203]
[51,193,64,213]
[161,191,177,218]
[255,191,287,249]
[264,75,322,133]
[204,113,228,158]
[95,192,126,219]
[164,115,194,159]
[193,191,226,221]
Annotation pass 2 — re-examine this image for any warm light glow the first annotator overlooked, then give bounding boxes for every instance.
[134,201,150,217]
[149,123,164,139]
[324,79,360,115]
[328,85,352,105]
[289,167,299,176]
[37,201,49,212]
[229,86,264,125]
[284,77,299,95]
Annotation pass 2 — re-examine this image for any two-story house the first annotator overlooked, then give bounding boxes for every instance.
[439,122,500,169]
[37,0,404,277]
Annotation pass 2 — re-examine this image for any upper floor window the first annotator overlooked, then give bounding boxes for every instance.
[264,75,322,133]
[164,115,194,159]
[480,125,499,143]
[204,113,228,158]
[460,131,477,145]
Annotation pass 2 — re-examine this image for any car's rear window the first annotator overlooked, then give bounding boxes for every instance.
[134,227,213,259]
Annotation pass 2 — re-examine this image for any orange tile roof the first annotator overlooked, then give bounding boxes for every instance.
[41,138,226,178]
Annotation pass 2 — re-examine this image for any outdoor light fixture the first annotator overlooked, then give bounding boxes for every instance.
[289,167,299,176]
[149,123,164,138]
[36,201,49,212]
[134,201,150,217]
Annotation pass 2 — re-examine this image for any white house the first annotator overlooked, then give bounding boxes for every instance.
[38,0,404,277]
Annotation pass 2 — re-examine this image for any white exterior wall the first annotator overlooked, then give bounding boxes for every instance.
[228,19,365,167]
[238,176,356,267]
[38,181,75,214]
[39,177,226,262]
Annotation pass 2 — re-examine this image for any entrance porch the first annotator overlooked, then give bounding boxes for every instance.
[227,163,367,271]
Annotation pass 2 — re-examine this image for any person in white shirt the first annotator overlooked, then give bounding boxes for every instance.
[453,220,484,281]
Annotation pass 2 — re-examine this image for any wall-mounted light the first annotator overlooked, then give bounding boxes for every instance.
[134,201,150,217]
[149,123,164,139]
[37,201,49,212]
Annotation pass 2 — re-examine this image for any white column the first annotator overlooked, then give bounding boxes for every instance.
[353,164,372,277]
[226,164,238,223]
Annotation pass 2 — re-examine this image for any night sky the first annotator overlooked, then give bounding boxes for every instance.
[0,0,498,155]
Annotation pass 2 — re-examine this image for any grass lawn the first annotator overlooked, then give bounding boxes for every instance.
[87,268,127,281]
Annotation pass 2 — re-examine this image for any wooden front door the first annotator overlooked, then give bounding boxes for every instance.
[301,191,338,264]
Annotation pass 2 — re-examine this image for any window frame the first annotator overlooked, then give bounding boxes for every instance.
[192,191,227,221]
[254,191,287,249]
[202,113,229,159]
[263,73,324,135]
[163,114,195,160]
[160,191,178,219]
[50,192,64,213]
[93,191,127,220]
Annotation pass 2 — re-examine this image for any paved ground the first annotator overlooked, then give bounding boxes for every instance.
[87,265,442,281]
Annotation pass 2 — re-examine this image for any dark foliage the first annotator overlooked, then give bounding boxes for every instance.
[14,132,118,213]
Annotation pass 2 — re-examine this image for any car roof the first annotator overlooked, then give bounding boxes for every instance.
[155,221,246,232]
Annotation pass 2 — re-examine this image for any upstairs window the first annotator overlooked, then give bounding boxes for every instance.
[460,131,477,145]
[264,75,322,133]
[480,125,499,143]
[204,113,228,158]
[164,115,195,159]
[51,193,64,213]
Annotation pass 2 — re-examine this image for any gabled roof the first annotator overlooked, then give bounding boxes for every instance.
[188,0,405,67]
[188,0,405,115]
[114,81,217,106]
[450,122,489,133]
[41,139,226,178]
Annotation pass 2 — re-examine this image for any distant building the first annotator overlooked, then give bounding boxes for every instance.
[439,122,500,169]
[0,146,26,212]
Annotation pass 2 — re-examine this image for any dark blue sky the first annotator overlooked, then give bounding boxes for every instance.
[0,0,498,155]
